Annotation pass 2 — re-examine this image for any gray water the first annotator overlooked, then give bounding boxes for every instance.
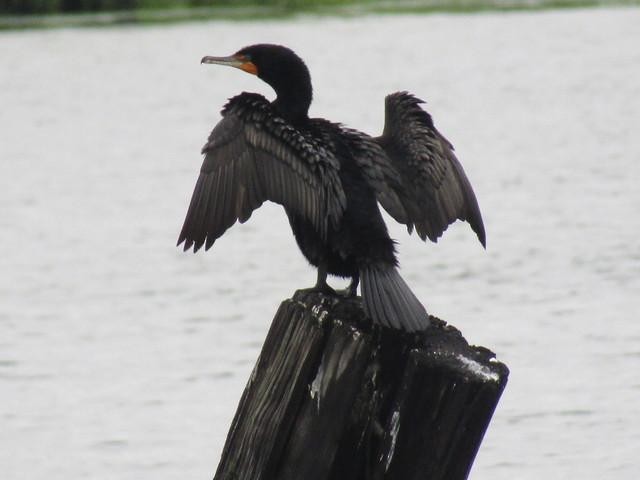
[1,7,639,479]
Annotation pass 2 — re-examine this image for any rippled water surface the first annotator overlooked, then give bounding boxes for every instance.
[1,7,639,479]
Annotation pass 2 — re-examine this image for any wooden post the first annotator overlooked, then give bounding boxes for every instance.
[214,290,508,480]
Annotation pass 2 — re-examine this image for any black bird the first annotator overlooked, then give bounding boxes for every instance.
[178,44,485,332]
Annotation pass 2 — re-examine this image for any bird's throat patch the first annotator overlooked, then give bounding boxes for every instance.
[240,61,258,75]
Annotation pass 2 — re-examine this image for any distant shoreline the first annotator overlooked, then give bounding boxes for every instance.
[1,0,638,30]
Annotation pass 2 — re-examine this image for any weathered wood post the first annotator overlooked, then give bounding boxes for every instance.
[214,290,508,480]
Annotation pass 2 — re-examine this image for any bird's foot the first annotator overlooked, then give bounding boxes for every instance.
[298,282,337,296]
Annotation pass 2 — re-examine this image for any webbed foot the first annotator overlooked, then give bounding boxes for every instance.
[298,282,338,296]
[298,262,338,296]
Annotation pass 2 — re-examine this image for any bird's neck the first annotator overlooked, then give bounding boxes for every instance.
[272,84,312,125]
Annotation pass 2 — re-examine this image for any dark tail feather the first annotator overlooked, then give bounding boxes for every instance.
[360,265,430,332]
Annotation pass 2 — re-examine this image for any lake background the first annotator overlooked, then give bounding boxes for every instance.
[1,6,639,479]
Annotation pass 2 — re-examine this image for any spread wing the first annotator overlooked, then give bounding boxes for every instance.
[375,91,486,246]
[177,96,346,252]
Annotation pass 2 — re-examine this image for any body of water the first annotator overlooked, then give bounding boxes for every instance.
[1,7,639,479]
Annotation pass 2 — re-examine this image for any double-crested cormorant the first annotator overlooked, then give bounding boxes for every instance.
[178,44,485,332]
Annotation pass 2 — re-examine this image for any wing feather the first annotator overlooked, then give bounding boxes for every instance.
[375,91,486,246]
[178,93,344,252]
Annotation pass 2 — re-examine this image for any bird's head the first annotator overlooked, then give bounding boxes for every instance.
[201,44,312,121]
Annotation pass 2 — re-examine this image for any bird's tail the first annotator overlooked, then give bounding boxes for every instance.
[360,264,430,332]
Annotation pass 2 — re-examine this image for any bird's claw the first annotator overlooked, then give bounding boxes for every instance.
[298,283,338,296]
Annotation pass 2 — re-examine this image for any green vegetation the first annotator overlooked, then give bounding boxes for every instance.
[0,0,638,29]
[0,0,346,15]
[1,1,173,15]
